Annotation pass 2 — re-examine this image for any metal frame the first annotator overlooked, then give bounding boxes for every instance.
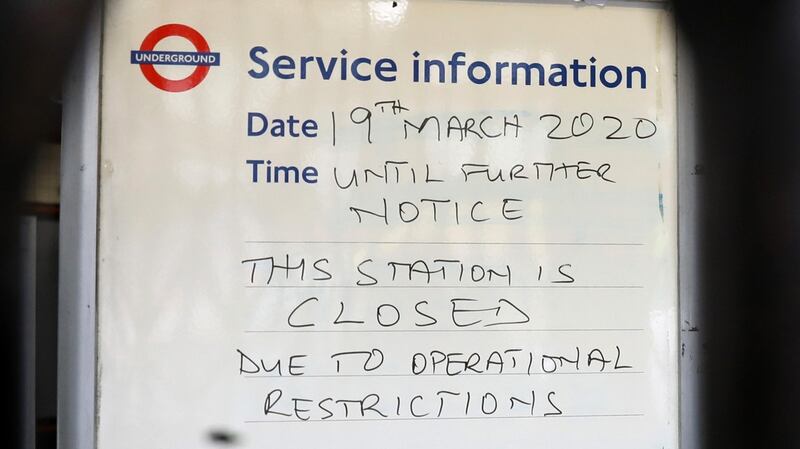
[677,25,702,449]
[56,2,697,449]
[57,4,101,449]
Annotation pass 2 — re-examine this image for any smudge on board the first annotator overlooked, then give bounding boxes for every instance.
[208,430,238,445]
[657,163,665,221]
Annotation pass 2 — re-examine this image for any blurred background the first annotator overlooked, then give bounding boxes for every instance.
[3,0,799,448]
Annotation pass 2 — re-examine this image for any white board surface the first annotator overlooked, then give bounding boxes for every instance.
[97,1,678,448]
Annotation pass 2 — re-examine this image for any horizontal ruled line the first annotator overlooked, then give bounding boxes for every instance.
[244,328,644,334]
[243,413,644,424]
[243,371,645,379]
[244,240,644,246]
[244,285,644,289]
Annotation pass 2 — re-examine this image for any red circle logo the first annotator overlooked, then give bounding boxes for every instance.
[135,24,215,92]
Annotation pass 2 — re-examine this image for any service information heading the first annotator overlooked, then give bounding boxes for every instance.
[247,48,649,88]
[99,1,678,449]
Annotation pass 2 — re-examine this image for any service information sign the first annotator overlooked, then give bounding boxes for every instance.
[98,1,678,448]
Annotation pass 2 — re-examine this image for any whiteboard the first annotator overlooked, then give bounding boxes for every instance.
[97,1,678,448]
